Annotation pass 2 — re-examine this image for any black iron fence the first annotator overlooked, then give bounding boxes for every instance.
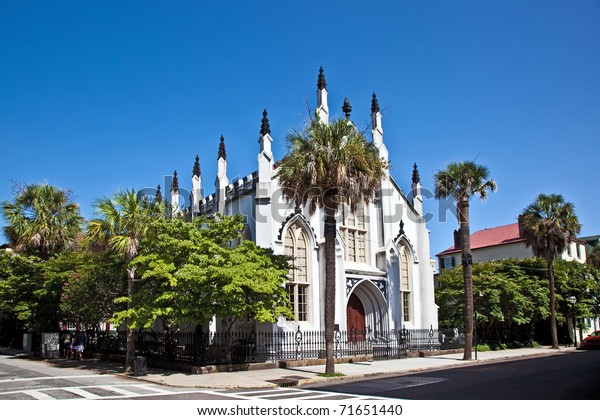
[95,326,465,366]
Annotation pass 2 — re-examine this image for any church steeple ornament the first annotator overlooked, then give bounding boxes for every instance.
[155,184,162,204]
[218,135,227,160]
[260,109,271,136]
[317,66,327,90]
[193,155,201,177]
[342,97,352,120]
[371,92,380,114]
[171,170,179,192]
[412,163,421,185]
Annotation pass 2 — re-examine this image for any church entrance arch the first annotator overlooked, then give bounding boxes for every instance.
[346,279,389,340]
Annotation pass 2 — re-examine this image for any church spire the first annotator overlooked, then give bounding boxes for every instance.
[342,97,352,120]
[218,135,226,160]
[371,92,380,114]
[316,67,329,124]
[193,155,201,177]
[260,109,270,136]
[171,170,179,192]
[317,66,327,90]
[412,163,421,185]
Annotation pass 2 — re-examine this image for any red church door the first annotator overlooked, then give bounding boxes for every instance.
[346,294,366,342]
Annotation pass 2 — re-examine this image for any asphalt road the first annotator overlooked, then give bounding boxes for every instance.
[308,349,600,399]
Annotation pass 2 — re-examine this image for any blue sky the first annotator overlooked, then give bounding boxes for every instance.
[1,1,599,259]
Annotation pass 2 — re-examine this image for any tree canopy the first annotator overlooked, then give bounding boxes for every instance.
[2,183,83,259]
[111,215,292,330]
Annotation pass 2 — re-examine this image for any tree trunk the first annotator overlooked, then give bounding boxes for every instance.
[547,258,559,349]
[324,204,337,375]
[458,199,474,361]
[125,266,136,374]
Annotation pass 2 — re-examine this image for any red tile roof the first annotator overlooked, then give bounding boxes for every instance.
[437,223,525,256]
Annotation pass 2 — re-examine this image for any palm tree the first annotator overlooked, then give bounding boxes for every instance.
[519,193,581,349]
[2,183,83,259]
[433,161,496,360]
[87,189,162,373]
[276,116,387,374]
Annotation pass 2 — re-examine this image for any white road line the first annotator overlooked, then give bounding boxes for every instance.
[21,390,55,400]
[102,385,140,396]
[0,375,96,383]
[64,387,103,399]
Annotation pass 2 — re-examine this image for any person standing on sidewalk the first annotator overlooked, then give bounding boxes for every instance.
[73,326,86,360]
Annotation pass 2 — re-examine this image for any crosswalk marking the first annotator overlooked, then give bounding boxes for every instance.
[0,383,181,400]
[21,390,56,400]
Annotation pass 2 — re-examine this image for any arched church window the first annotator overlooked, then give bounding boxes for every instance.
[340,204,368,264]
[400,246,412,323]
[284,223,310,322]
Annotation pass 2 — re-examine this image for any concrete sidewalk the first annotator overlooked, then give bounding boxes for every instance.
[1,346,578,390]
[127,346,577,389]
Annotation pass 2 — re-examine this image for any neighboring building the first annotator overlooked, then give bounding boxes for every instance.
[436,222,587,270]
[580,235,600,259]
[166,68,438,336]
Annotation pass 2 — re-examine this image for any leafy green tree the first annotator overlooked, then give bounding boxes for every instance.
[87,189,163,373]
[53,251,126,331]
[275,116,387,374]
[520,193,581,348]
[433,161,496,360]
[0,251,47,343]
[2,183,83,259]
[112,215,292,331]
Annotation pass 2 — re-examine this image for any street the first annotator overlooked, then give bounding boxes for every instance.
[308,350,600,399]
[0,353,387,401]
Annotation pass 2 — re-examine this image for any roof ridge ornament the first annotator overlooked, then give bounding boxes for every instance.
[412,163,421,185]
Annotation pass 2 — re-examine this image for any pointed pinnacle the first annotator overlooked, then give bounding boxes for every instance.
[412,163,421,185]
[342,97,352,120]
[218,135,226,160]
[371,92,380,114]
[317,66,327,90]
[260,109,271,136]
[193,155,201,177]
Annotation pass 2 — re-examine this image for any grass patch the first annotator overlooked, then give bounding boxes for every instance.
[317,372,346,378]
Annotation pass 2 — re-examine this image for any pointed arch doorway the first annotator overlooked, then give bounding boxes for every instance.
[346,294,366,341]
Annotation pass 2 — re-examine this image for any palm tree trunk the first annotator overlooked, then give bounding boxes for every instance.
[125,267,136,374]
[459,199,474,361]
[547,258,559,349]
[324,205,337,375]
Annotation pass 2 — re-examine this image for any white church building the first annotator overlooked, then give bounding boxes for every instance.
[166,68,438,337]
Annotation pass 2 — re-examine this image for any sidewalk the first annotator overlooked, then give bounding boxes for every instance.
[1,346,577,390]
[116,346,579,389]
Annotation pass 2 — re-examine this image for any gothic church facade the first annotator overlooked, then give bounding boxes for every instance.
[168,68,438,336]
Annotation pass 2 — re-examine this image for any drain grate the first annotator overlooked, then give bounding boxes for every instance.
[267,378,299,387]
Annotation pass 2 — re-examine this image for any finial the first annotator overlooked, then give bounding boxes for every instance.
[371,92,380,114]
[342,97,352,120]
[317,66,327,90]
[155,184,162,204]
[193,155,201,177]
[260,109,271,136]
[412,163,421,185]
[172,170,179,192]
[218,135,226,160]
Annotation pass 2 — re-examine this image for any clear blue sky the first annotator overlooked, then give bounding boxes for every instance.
[1,1,599,259]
